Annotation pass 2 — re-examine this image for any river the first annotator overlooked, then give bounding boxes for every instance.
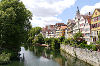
[0,46,92,66]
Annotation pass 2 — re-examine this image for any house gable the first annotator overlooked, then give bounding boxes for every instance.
[92,9,100,18]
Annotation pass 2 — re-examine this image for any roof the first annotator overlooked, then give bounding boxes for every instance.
[96,9,100,12]
[60,26,67,30]
[91,8,100,18]
[55,23,66,26]
[81,15,92,24]
[67,19,75,24]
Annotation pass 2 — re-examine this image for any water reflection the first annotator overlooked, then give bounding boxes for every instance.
[0,46,92,66]
[61,51,92,66]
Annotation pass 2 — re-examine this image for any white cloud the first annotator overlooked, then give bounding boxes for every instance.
[80,2,100,15]
[30,16,62,27]
[20,0,76,27]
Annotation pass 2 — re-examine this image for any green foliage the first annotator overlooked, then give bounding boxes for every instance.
[62,32,97,51]
[59,36,65,43]
[44,38,52,45]
[34,33,45,44]
[63,38,71,45]
[51,38,60,50]
[96,32,100,44]
[96,40,100,44]
[96,45,100,51]
[0,0,32,59]
[85,44,97,51]
[0,52,11,63]
[27,27,41,44]
[78,43,86,48]
[73,31,83,40]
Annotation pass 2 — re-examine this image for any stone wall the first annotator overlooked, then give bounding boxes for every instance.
[61,44,100,66]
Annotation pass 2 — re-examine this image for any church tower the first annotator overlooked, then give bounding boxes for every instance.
[75,6,80,20]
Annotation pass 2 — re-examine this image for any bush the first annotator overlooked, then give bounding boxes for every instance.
[85,44,97,51]
[51,38,60,50]
[0,52,11,64]
[44,38,52,45]
[63,38,71,45]
[33,33,45,44]
[59,36,65,43]
[79,43,86,48]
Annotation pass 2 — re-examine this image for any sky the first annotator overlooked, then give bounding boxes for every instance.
[20,0,100,27]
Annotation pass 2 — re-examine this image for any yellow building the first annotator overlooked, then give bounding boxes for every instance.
[67,19,75,38]
[56,26,67,38]
[91,9,100,42]
[56,27,62,38]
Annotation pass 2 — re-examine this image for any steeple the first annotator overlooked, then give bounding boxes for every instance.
[76,6,80,14]
[75,6,80,19]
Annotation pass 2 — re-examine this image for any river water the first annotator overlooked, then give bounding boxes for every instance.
[1,46,92,66]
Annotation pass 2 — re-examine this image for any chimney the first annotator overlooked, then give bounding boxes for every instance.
[89,12,91,15]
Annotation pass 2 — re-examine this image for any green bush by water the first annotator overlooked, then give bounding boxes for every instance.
[0,52,11,64]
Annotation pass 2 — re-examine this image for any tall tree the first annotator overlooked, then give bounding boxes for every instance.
[0,0,32,58]
[28,27,41,44]
[34,33,44,44]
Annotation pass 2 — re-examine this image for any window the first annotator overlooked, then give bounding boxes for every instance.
[82,23,84,26]
[98,16,100,20]
[91,18,93,22]
[98,23,100,27]
[93,17,98,22]
[97,31,98,35]
[81,19,84,21]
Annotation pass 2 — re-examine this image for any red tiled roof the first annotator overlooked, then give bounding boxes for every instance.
[96,9,100,12]
[67,19,75,23]
[81,15,92,24]
[55,23,66,26]
[61,26,67,29]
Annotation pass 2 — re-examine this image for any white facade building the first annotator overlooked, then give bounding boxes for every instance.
[73,7,80,34]
[79,15,92,44]
[65,28,68,38]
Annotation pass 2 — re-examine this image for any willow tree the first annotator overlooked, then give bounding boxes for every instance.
[0,0,32,58]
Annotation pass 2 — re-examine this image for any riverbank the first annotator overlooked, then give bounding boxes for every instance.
[61,44,100,66]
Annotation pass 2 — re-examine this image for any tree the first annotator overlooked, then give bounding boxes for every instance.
[51,38,60,50]
[34,33,45,44]
[45,38,52,45]
[73,31,83,40]
[28,27,41,44]
[60,36,65,43]
[0,0,32,58]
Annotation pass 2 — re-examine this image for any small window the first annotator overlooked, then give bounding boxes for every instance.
[97,31,98,35]
[98,16,100,20]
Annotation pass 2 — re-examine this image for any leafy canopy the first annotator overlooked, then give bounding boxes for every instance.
[0,0,32,53]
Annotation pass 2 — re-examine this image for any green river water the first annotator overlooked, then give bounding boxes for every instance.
[0,46,92,66]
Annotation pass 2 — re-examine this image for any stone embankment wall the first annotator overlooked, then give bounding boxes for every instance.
[61,44,100,66]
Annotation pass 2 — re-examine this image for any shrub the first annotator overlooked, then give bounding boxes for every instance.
[0,52,11,63]
[63,38,71,45]
[59,36,65,43]
[85,44,97,51]
[51,38,60,50]
[44,38,52,45]
[79,43,86,48]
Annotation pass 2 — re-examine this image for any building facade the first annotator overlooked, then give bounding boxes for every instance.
[42,25,56,38]
[91,9,100,42]
[79,14,92,44]
[55,23,67,38]
[67,19,75,38]
[65,28,68,38]
[55,26,67,38]
[73,7,81,34]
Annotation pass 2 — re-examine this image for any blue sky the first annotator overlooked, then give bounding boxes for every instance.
[21,0,100,27]
[58,0,100,24]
